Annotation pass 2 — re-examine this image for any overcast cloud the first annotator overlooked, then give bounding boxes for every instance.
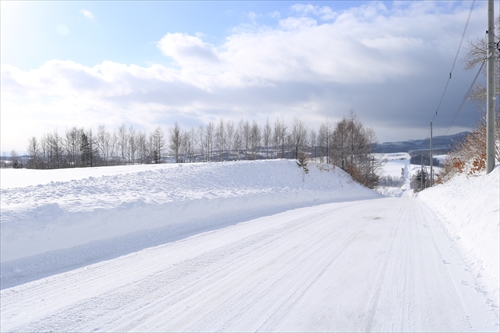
[0,1,491,153]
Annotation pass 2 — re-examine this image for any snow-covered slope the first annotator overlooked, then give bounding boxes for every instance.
[1,159,499,331]
[418,166,500,306]
[0,160,380,288]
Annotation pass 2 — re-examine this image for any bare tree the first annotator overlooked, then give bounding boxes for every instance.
[273,118,288,158]
[151,126,166,163]
[250,120,261,159]
[318,121,332,163]
[169,122,183,163]
[197,126,205,161]
[136,131,148,164]
[242,120,251,160]
[331,110,378,188]
[205,122,215,162]
[226,120,235,161]
[112,130,120,164]
[47,131,64,169]
[234,120,244,160]
[10,149,21,168]
[117,124,128,164]
[96,125,112,165]
[180,129,194,163]
[26,136,41,169]
[215,119,227,161]
[40,134,49,169]
[309,129,317,161]
[65,127,82,168]
[128,126,138,164]
[463,17,500,102]
[263,118,272,159]
[290,117,308,159]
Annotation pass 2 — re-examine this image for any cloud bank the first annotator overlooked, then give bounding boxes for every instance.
[1,2,486,152]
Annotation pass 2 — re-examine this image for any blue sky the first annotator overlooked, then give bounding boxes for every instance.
[1,1,495,153]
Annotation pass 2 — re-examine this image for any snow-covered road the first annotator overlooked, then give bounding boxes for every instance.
[2,197,497,332]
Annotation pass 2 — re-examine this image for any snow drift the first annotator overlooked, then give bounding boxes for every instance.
[418,165,500,306]
[0,160,380,289]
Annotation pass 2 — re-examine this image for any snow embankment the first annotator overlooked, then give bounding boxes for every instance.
[0,160,380,289]
[418,166,500,303]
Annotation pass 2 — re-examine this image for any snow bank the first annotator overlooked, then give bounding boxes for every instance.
[418,166,500,304]
[0,160,380,288]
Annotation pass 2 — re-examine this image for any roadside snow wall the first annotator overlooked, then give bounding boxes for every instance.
[0,159,380,289]
[418,166,499,304]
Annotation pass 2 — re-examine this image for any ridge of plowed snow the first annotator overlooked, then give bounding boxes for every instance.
[418,166,500,309]
[0,160,380,289]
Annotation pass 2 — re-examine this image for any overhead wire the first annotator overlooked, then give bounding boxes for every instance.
[431,0,476,123]
[443,60,485,136]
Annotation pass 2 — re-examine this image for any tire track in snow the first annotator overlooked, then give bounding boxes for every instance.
[361,202,405,332]
[2,198,498,332]
[5,202,362,332]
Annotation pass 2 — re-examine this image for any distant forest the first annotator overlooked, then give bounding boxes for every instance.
[9,111,381,188]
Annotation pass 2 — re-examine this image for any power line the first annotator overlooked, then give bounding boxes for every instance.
[443,60,485,136]
[431,0,476,122]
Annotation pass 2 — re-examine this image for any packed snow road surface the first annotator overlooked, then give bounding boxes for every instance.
[2,197,497,332]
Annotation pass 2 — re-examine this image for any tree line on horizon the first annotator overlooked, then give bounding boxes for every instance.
[12,110,380,188]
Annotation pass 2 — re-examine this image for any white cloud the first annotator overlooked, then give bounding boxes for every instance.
[291,4,337,21]
[80,9,95,20]
[269,11,280,19]
[157,33,220,68]
[278,17,318,30]
[1,2,486,152]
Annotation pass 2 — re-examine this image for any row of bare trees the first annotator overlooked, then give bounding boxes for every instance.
[20,111,380,187]
[24,124,167,169]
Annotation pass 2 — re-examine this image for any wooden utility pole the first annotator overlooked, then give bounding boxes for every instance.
[430,121,434,186]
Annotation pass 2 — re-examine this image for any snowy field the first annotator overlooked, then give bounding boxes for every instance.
[0,158,498,331]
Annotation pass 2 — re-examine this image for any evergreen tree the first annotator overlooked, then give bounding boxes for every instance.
[297,152,309,182]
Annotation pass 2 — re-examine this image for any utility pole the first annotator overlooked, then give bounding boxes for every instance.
[430,121,434,186]
[421,155,424,190]
[486,0,496,174]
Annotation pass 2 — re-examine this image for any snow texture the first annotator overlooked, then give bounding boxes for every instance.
[418,165,500,309]
[0,158,498,332]
[1,160,378,288]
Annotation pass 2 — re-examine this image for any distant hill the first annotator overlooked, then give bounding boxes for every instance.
[372,132,469,154]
